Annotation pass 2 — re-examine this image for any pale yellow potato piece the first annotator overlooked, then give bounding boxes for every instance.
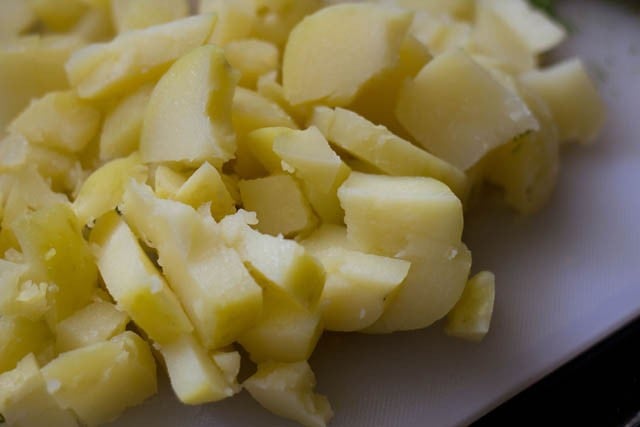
[348,34,431,139]
[478,0,566,54]
[311,107,468,200]
[245,126,294,173]
[200,0,256,46]
[99,83,153,161]
[257,71,312,126]
[0,354,78,427]
[211,350,242,393]
[41,331,157,426]
[0,316,53,374]
[239,286,322,363]
[272,126,351,224]
[520,58,606,143]
[365,241,471,333]
[0,35,84,134]
[338,172,463,256]
[282,3,413,106]
[410,12,472,56]
[73,153,148,226]
[298,223,352,254]
[9,91,101,153]
[141,44,238,167]
[0,0,36,40]
[225,39,279,88]
[396,49,539,170]
[175,162,237,221]
[484,87,560,214]
[0,133,77,193]
[91,213,194,345]
[153,165,187,199]
[66,13,217,99]
[310,247,410,331]
[472,0,536,74]
[0,259,30,317]
[232,87,298,178]
[71,4,114,43]
[13,203,97,323]
[445,271,495,342]
[28,0,87,32]
[160,334,236,405]
[251,0,323,47]
[219,210,325,311]
[239,175,317,237]
[122,182,263,349]
[244,361,333,427]
[55,300,129,352]
[111,0,189,33]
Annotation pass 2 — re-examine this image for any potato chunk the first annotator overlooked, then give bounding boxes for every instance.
[66,13,217,99]
[0,316,53,374]
[445,271,496,342]
[140,44,238,167]
[396,49,539,170]
[225,39,279,88]
[244,361,333,427]
[0,354,78,427]
[174,162,237,221]
[41,331,157,426]
[91,213,193,345]
[111,0,189,33]
[282,3,412,106]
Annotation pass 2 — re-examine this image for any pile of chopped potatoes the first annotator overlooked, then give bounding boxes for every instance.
[0,0,605,426]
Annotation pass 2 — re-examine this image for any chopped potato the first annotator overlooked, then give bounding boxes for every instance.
[225,39,279,88]
[445,271,496,342]
[111,0,189,34]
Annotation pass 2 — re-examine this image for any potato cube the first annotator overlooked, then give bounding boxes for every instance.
[338,172,463,256]
[0,354,78,427]
[8,91,101,153]
[220,211,325,311]
[396,49,539,170]
[282,3,412,106]
[244,361,333,427]
[211,350,242,393]
[0,316,53,374]
[99,83,153,161]
[239,175,317,237]
[298,224,352,254]
[140,44,238,167]
[232,87,298,178]
[122,182,263,349]
[445,271,496,342]
[225,39,279,88]
[365,241,471,332]
[0,35,84,133]
[311,107,468,200]
[175,162,236,221]
[520,58,606,143]
[305,246,410,331]
[13,203,97,323]
[111,0,189,33]
[66,14,217,99]
[55,301,129,353]
[239,287,322,363]
[41,331,157,426]
[72,153,148,226]
[153,165,187,199]
[91,213,193,345]
[160,334,235,405]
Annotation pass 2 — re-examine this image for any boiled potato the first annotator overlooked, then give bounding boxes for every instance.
[379,0,474,20]
[199,0,256,46]
[396,49,539,170]
[153,165,187,199]
[520,58,606,143]
[41,331,157,426]
[174,162,237,221]
[445,271,496,342]
[244,361,333,427]
[122,181,263,349]
[55,300,129,352]
[251,0,324,47]
[257,71,312,126]
[141,44,238,167]
[91,213,194,345]
[66,13,217,99]
[160,334,236,405]
[0,354,78,427]
[225,39,279,88]
[282,3,413,106]
[0,316,53,374]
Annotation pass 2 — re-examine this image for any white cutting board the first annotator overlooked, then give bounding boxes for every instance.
[111,1,640,426]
